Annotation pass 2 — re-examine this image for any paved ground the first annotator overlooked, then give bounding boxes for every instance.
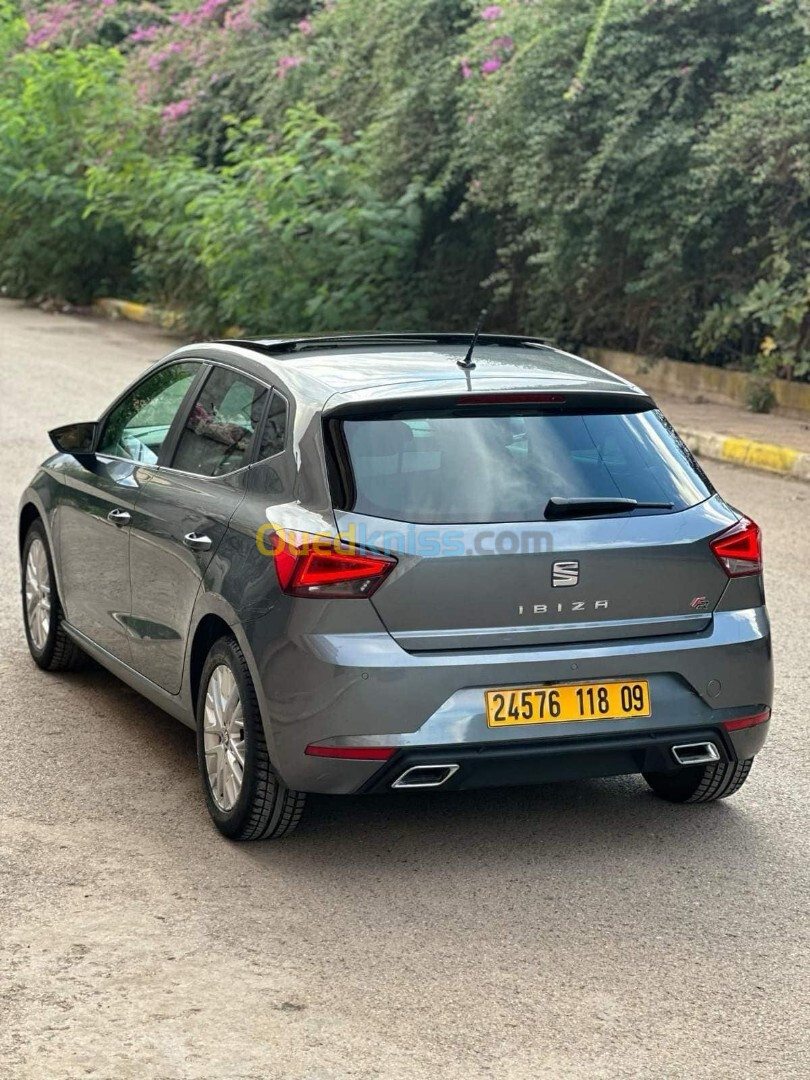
[1,299,808,1080]
[655,393,810,454]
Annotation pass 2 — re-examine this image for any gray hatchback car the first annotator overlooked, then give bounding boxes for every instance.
[19,334,772,839]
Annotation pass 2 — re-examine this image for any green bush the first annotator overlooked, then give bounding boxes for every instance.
[0,8,137,302]
[456,0,810,364]
[88,105,426,333]
[2,0,809,377]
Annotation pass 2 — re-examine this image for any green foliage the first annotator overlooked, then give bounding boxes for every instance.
[190,108,426,333]
[744,374,776,415]
[0,9,137,301]
[89,105,425,333]
[1,0,809,376]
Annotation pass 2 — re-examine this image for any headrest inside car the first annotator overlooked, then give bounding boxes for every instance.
[347,420,415,458]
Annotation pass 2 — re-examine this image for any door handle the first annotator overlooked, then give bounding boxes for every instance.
[107,508,131,526]
[183,532,213,552]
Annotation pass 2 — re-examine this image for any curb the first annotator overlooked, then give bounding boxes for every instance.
[93,297,242,336]
[93,297,184,332]
[681,428,810,483]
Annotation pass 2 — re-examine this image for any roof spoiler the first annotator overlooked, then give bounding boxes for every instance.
[323,389,655,419]
[217,332,557,355]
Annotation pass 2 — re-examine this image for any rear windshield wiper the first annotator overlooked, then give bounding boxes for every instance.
[544,497,674,520]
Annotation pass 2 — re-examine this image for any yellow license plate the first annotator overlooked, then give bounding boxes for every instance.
[485,680,651,727]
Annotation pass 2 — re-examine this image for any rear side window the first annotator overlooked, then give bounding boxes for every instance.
[257,391,288,459]
[171,366,268,477]
[339,409,713,524]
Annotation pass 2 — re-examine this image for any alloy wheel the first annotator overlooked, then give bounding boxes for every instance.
[203,664,246,811]
[25,537,51,652]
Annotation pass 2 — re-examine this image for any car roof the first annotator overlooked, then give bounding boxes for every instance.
[173,334,648,409]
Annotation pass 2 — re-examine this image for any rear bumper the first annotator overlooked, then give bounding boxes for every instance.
[358,722,770,794]
[248,606,772,794]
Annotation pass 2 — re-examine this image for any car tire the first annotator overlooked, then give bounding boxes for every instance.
[643,757,754,803]
[196,635,306,840]
[21,519,85,672]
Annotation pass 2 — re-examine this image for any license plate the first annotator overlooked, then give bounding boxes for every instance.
[485,680,651,727]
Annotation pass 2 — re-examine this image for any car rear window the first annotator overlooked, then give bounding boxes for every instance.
[338,409,713,524]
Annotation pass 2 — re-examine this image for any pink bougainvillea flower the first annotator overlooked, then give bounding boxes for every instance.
[197,0,229,19]
[298,18,313,34]
[129,24,161,43]
[25,1,80,48]
[162,99,193,122]
[492,35,514,52]
[460,58,472,79]
[481,4,502,20]
[481,57,501,74]
[277,55,304,78]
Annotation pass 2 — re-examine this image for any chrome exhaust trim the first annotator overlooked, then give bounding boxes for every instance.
[671,742,721,767]
[391,764,460,789]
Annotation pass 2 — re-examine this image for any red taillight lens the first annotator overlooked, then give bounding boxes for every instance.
[722,708,770,732]
[305,744,395,760]
[272,535,396,598]
[710,516,762,577]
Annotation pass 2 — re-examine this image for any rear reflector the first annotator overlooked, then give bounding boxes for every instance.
[305,744,395,760]
[710,516,762,577]
[722,709,770,732]
[273,534,396,598]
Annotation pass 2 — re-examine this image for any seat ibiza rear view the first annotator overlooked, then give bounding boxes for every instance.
[19,334,772,839]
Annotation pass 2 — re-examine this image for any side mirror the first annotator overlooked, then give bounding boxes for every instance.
[49,421,99,461]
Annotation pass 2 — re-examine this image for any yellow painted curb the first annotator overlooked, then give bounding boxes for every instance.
[720,436,799,474]
[93,297,185,332]
[94,297,243,337]
[681,428,810,483]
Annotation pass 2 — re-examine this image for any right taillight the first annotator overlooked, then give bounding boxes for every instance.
[710,516,762,577]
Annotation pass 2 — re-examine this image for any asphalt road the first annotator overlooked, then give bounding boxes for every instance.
[1,299,808,1080]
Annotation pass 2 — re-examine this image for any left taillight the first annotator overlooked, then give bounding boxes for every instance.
[272,534,396,599]
[710,516,762,577]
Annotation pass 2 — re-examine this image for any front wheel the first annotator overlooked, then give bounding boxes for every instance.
[21,519,85,672]
[643,758,754,803]
[196,636,306,840]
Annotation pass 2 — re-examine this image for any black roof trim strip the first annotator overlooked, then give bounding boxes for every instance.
[216,333,556,357]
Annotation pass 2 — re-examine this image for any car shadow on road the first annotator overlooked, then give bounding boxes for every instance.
[246,776,765,881]
[60,665,766,877]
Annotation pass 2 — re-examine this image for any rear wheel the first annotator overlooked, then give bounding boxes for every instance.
[643,758,754,803]
[21,519,85,672]
[196,636,306,840]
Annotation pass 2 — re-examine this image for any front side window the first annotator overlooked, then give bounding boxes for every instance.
[340,408,713,524]
[171,366,268,476]
[98,362,200,464]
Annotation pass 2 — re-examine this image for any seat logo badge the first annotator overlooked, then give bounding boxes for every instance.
[690,596,710,611]
[552,560,579,587]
